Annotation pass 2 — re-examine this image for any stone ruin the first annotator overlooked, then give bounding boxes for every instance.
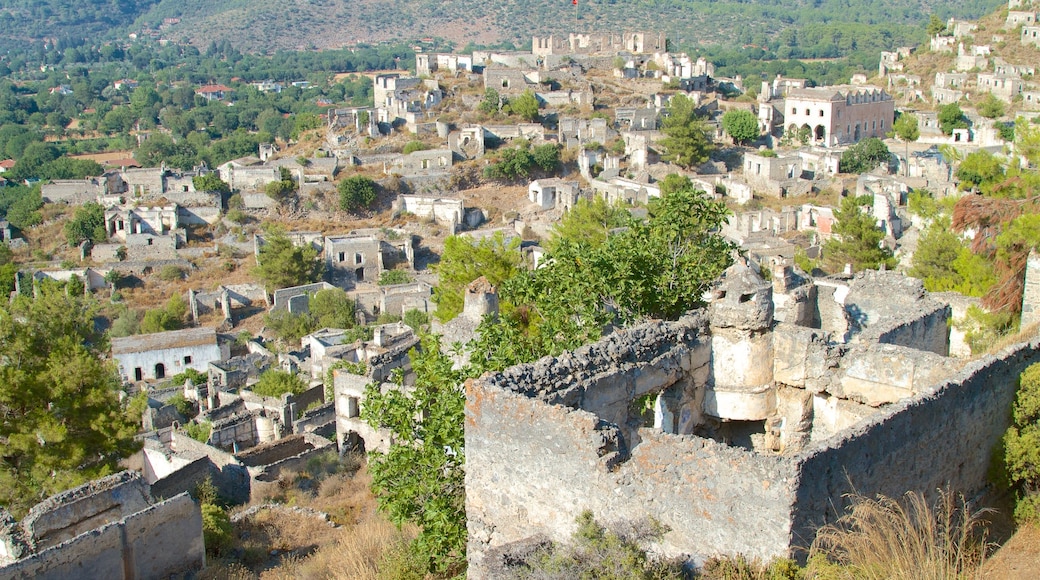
[0,471,203,579]
[465,263,1040,574]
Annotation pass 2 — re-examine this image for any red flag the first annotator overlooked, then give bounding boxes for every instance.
[572,0,577,4]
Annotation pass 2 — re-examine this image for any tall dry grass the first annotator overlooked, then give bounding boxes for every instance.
[806,489,992,580]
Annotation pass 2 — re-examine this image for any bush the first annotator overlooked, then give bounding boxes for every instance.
[997,362,1040,524]
[251,369,307,398]
[166,393,198,419]
[402,140,428,154]
[185,421,211,443]
[159,264,184,281]
[338,175,378,212]
[170,368,207,388]
[201,503,233,557]
[402,309,429,331]
[379,269,413,286]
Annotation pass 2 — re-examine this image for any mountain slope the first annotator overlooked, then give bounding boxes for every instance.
[0,0,1008,53]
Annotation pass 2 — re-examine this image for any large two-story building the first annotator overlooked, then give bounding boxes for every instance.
[783,85,894,147]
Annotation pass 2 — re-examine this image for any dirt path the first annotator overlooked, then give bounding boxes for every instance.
[982,524,1040,580]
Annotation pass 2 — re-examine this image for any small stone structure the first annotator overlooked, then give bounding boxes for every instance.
[464,266,1028,574]
[0,471,204,578]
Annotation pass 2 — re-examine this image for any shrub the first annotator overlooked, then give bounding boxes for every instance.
[379,269,413,286]
[403,309,429,332]
[166,394,197,419]
[185,421,211,443]
[252,369,307,398]
[201,503,233,557]
[159,264,184,281]
[402,140,428,154]
[997,362,1040,524]
[339,175,378,212]
[170,368,207,387]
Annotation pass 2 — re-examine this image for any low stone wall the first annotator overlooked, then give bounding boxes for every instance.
[0,493,204,580]
[237,433,335,483]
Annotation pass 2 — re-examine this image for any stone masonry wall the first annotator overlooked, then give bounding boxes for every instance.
[790,338,1040,549]
[0,493,203,580]
[465,314,799,573]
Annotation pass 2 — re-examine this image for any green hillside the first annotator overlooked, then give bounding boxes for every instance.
[0,0,1008,54]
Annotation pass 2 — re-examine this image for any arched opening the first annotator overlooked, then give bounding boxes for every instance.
[154,363,166,379]
[800,123,812,144]
[854,123,861,141]
[815,125,826,142]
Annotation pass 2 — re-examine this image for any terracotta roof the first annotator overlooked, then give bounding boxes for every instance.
[105,158,141,168]
[0,159,15,169]
[111,327,218,355]
[196,84,232,94]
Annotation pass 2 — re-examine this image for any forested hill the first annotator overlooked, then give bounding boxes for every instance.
[0,0,1006,54]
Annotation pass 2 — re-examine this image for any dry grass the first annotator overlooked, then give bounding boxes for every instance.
[806,489,992,580]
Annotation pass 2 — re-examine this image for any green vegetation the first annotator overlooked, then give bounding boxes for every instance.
[338,175,378,213]
[251,369,307,398]
[505,89,539,122]
[659,94,714,169]
[192,172,230,194]
[0,287,140,517]
[170,368,207,387]
[63,201,107,246]
[977,93,1006,120]
[166,394,198,419]
[996,363,1040,523]
[361,333,467,574]
[432,231,523,321]
[520,511,686,579]
[201,503,233,557]
[721,109,760,144]
[402,309,429,332]
[379,269,413,286]
[264,287,360,343]
[938,103,969,135]
[545,197,632,254]
[254,229,324,292]
[140,293,188,334]
[824,195,896,273]
[838,137,891,174]
[402,140,429,154]
[184,420,212,443]
[483,142,560,181]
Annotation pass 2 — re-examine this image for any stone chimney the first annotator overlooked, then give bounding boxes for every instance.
[463,276,499,322]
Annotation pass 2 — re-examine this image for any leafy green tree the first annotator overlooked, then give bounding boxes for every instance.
[63,201,107,246]
[254,229,324,291]
[721,109,760,144]
[977,94,1006,120]
[824,195,896,272]
[484,146,536,180]
[891,112,919,176]
[927,14,947,37]
[0,288,140,516]
[546,196,632,253]
[264,309,317,344]
[251,369,307,398]
[938,104,969,135]
[532,143,561,172]
[956,150,1004,192]
[265,167,297,202]
[338,175,378,212]
[506,89,539,122]
[478,88,501,115]
[433,231,523,322]
[309,287,356,329]
[192,173,230,194]
[361,333,468,574]
[659,94,715,169]
[909,218,994,296]
[838,138,890,174]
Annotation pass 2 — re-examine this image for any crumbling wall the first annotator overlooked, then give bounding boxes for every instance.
[0,493,204,580]
[20,472,151,551]
[466,326,797,574]
[790,339,1040,549]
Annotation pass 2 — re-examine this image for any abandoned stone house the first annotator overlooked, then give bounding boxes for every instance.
[1024,25,1040,47]
[483,68,536,94]
[104,203,180,241]
[978,72,1024,102]
[324,230,416,287]
[558,117,615,149]
[465,264,1040,574]
[387,148,454,174]
[351,281,434,322]
[742,151,811,199]
[783,86,894,147]
[1007,10,1038,27]
[0,471,204,579]
[112,326,229,382]
[528,178,581,211]
[373,74,443,126]
[216,156,281,192]
[416,53,474,76]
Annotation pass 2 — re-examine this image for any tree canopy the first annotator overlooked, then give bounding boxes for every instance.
[0,288,140,517]
[432,231,523,322]
[938,104,969,135]
[254,229,324,291]
[338,175,378,212]
[838,138,890,174]
[63,201,107,246]
[721,109,760,144]
[659,94,715,169]
[824,195,896,272]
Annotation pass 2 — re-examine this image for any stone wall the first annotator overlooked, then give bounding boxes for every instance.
[0,493,203,580]
[790,339,1040,547]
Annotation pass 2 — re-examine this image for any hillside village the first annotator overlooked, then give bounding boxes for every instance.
[4,1,1040,578]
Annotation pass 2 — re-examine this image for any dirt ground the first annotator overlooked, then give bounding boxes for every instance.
[982,524,1040,579]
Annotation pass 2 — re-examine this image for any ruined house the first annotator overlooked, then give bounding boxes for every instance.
[324,229,415,287]
[558,117,615,149]
[528,178,581,211]
[742,151,811,199]
[531,32,666,56]
[112,327,229,382]
[465,265,1037,574]
[0,471,204,579]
